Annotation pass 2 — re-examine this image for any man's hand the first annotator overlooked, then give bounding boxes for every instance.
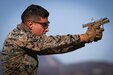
[94,28,104,42]
[80,26,104,43]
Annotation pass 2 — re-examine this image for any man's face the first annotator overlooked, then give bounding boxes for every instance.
[30,17,49,36]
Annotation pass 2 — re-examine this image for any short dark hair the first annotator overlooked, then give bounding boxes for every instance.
[21,4,49,23]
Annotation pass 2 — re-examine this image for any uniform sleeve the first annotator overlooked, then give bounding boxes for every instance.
[38,34,85,55]
[14,29,85,55]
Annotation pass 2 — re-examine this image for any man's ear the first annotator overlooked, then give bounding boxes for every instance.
[26,21,33,30]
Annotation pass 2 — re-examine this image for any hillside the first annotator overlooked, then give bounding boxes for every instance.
[38,57,113,75]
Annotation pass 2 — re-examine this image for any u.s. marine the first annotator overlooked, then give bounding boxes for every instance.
[1,4,104,75]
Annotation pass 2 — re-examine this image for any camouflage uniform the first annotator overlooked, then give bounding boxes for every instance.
[1,23,85,75]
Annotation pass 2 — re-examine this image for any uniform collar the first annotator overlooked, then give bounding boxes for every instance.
[17,23,31,32]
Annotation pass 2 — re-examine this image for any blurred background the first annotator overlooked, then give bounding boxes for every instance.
[0,0,113,75]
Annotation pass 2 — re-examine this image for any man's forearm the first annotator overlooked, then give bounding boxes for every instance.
[38,34,85,55]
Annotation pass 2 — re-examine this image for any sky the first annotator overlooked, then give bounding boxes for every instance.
[0,0,113,64]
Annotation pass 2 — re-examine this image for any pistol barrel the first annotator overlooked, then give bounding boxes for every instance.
[82,17,110,28]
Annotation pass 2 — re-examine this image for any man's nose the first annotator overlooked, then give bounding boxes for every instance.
[45,28,49,32]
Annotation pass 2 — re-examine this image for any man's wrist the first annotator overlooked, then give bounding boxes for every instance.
[79,35,86,42]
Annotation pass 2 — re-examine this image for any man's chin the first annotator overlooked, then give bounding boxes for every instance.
[43,32,46,35]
